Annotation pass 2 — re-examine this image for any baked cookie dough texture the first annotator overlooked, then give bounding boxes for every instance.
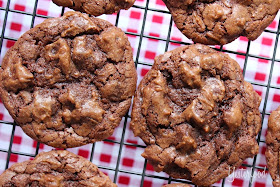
[163,0,280,45]
[163,184,191,187]
[266,106,280,187]
[131,44,262,186]
[0,11,137,148]
[52,0,135,16]
[0,150,117,187]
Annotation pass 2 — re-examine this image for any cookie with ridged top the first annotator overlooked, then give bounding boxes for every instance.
[163,0,280,45]
[0,150,117,187]
[266,106,280,187]
[131,44,261,186]
[0,11,137,148]
[52,0,135,16]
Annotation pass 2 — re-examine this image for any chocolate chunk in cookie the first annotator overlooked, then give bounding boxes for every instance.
[0,150,117,187]
[131,44,261,186]
[52,0,135,16]
[266,106,280,187]
[163,0,280,45]
[0,11,137,148]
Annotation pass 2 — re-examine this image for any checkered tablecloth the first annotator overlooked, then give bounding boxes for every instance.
[0,0,280,186]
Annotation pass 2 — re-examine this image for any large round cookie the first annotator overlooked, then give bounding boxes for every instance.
[130,44,261,186]
[266,106,280,187]
[0,11,137,148]
[0,150,117,186]
[52,0,135,16]
[163,0,280,45]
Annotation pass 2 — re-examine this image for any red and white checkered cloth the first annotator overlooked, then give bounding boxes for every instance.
[0,0,280,186]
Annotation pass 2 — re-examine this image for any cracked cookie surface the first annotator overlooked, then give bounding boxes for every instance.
[266,106,280,187]
[0,150,117,187]
[52,0,135,16]
[0,11,137,148]
[163,0,280,45]
[130,44,261,186]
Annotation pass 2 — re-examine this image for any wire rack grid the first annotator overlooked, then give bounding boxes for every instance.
[0,0,280,186]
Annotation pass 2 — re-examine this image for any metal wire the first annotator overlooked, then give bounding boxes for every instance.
[0,0,279,186]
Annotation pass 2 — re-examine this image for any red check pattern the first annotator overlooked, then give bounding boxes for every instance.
[0,0,280,186]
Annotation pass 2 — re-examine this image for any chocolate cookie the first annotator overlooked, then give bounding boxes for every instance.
[0,150,117,186]
[0,11,137,148]
[163,184,191,187]
[266,106,280,187]
[130,44,261,186]
[52,0,135,16]
[163,0,280,45]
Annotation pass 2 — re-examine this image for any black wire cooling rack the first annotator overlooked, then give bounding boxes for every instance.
[0,0,279,186]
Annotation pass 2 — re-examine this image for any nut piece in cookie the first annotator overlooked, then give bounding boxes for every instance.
[0,11,137,148]
[52,0,136,16]
[0,150,117,187]
[266,106,280,187]
[162,0,280,45]
[131,44,261,186]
